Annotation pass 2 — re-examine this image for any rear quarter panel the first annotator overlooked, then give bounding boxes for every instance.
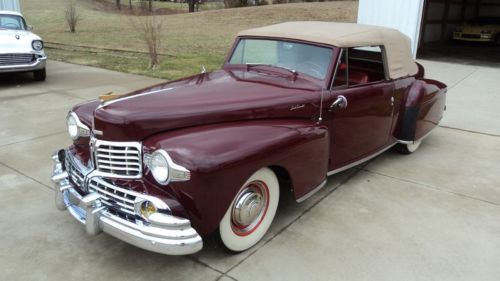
[396,78,447,141]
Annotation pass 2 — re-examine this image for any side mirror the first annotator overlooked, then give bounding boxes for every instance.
[28,25,33,31]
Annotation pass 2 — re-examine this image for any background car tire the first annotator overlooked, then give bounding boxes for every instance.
[33,68,46,81]
[395,139,422,155]
[218,167,279,253]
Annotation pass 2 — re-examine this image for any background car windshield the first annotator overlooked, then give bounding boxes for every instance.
[0,15,26,30]
[229,39,333,79]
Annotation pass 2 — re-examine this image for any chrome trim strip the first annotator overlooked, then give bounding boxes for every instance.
[327,144,395,176]
[296,179,327,203]
[98,87,174,108]
[296,144,395,203]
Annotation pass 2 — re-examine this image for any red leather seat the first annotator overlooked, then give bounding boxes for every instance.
[348,70,369,84]
[336,63,369,85]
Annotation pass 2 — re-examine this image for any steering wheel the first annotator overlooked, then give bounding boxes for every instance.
[302,61,323,78]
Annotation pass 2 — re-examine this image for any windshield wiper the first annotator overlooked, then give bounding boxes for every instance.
[246,63,298,78]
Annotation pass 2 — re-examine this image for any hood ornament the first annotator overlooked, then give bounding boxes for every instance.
[15,34,20,40]
[99,91,124,104]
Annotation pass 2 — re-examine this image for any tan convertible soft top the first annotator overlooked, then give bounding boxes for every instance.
[238,21,418,79]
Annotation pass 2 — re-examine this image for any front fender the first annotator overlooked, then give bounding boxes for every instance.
[143,119,329,235]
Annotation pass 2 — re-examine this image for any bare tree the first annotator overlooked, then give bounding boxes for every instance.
[186,0,201,12]
[65,0,81,33]
[130,14,164,70]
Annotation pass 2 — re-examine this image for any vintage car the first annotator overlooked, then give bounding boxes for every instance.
[453,17,500,44]
[0,10,46,81]
[51,22,446,255]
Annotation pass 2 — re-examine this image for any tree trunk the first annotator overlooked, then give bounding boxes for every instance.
[129,0,132,9]
[116,0,121,10]
[188,1,195,12]
[149,0,152,11]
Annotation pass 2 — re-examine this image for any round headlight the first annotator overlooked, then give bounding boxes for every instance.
[150,150,170,184]
[66,114,79,140]
[32,40,43,51]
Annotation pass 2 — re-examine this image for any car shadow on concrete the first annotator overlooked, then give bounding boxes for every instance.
[0,72,40,87]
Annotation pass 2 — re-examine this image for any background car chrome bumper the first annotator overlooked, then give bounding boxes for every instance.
[51,152,203,255]
[0,57,46,73]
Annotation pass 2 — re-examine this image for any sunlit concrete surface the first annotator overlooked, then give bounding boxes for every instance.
[0,60,499,281]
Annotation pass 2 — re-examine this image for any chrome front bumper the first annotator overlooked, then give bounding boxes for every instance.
[51,151,203,255]
[0,56,46,73]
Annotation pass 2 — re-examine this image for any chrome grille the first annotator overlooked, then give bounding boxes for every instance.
[88,178,138,222]
[0,53,34,65]
[65,153,90,191]
[94,140,142,178]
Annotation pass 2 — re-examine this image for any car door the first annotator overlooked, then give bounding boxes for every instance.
[325,47,395,171]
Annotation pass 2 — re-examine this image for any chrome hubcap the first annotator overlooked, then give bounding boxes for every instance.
[231,181,269,236]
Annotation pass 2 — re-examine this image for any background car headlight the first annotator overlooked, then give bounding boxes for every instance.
[150,150,170,184]
[66,112,90,141]
[32,40,44,51]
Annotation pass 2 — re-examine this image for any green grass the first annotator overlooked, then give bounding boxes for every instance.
[101,0,225,12]
[20,0,357,80]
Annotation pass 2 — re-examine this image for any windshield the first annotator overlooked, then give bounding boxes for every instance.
[229,38,333,80]
[0,14,26,30]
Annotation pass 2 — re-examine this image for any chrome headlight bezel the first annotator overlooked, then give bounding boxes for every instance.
[144,149,191,185]
[66,112,90,141]
[32,40,44,51]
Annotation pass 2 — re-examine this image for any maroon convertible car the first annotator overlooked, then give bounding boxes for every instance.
[51,22,446,255]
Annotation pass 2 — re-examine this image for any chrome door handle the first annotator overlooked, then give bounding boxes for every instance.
[329,95,348,110]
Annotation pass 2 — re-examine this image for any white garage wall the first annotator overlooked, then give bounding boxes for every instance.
[0,0,20,12]
[357,0,425,58]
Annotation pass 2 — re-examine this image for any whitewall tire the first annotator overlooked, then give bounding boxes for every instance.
[396,139,422,154]
[219,167,280,252]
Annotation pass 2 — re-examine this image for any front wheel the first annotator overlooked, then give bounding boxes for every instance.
[218,167,280,252]
[33,68,46,81]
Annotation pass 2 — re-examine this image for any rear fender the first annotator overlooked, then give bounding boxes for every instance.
[396,79,447,141]
[143,120,329,235]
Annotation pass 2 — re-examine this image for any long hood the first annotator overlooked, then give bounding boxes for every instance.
[91,70,321,141]
[0,29,41,53]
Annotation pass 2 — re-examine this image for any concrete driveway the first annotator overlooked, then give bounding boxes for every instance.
[0,60,499,281]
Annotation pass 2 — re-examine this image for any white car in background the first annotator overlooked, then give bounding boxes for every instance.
[0,10,46,81]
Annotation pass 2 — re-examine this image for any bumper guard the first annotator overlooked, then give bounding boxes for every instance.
[51,151,203,255]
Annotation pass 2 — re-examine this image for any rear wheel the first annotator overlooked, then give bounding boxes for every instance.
[33,68,46,81]
[218,167,279,252]
[395,139,422,155]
